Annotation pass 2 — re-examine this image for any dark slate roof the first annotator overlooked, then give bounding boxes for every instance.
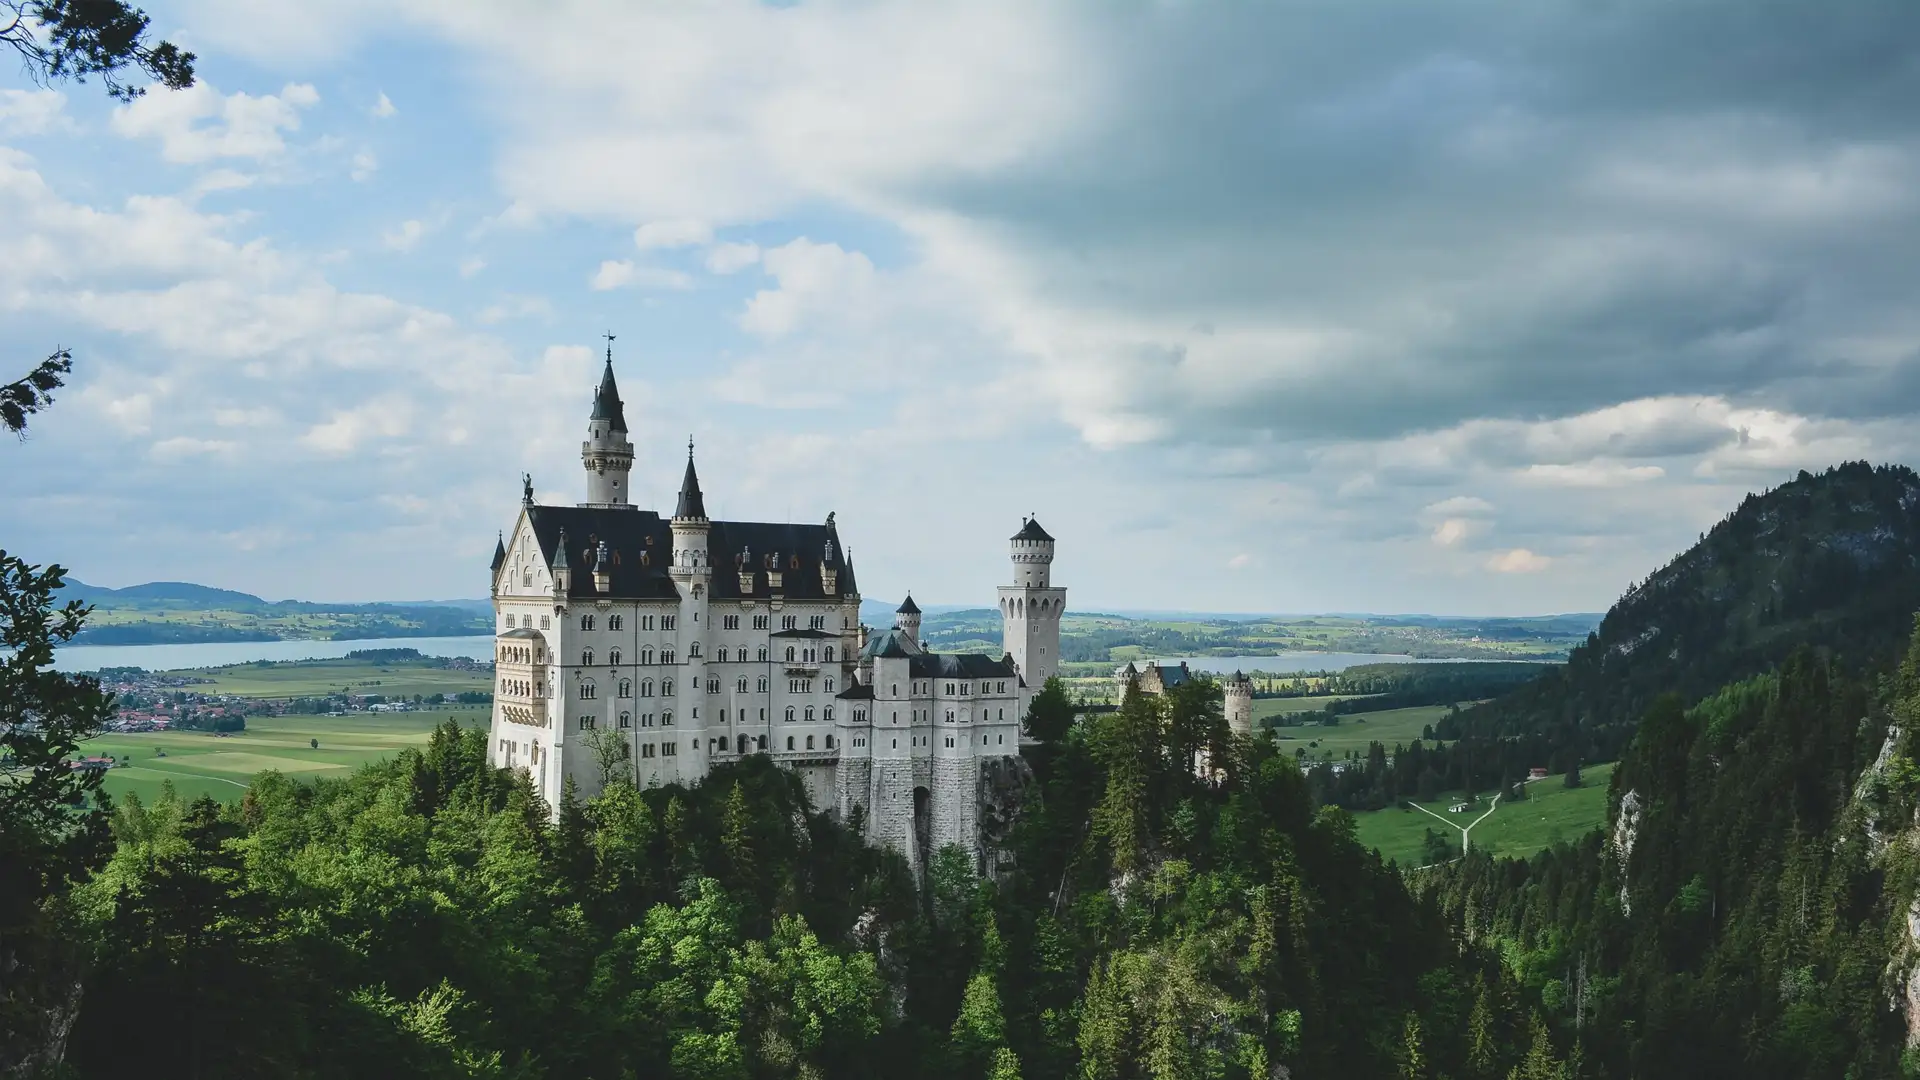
[910,652,1020,680]
[1152,663,1191,689]
[675,453,707,520]
[523,505,857,603]
[836,683,876,700]
[896,594,921,615]
[500,627,544,640]
[772,628,838,638]
[1012,517,1054,542]
[491,533,506,571]
[591,361,628,433]
[861,628,918,659]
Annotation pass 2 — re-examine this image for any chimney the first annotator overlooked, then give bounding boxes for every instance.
[593,540,612,593]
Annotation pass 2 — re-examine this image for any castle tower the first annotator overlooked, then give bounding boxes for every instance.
[895,594,922,649]
[998,517,1066,687]
[671,440,712,777]
[1224,671,1254,737]
[581,343,635,508]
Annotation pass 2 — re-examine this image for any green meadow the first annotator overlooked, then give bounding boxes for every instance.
[173,657,495,700]
[1351,761,1618,867]
[85,712,491,804]
[1266,703,1457,762]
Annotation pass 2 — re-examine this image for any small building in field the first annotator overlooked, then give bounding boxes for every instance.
[1528,767,1549,781]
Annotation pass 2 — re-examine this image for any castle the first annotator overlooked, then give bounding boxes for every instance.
[1114,661,1256,737]
[485,354,1063,871]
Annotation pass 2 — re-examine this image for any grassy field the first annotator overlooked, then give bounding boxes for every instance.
[1253,694,1382,725]
[1352,762,1618,867]
[84,711,491,805]
[175,658,495,700]
[1268,703,1456,762]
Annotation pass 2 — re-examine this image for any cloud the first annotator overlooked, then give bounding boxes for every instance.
[1486,548,1551,574]
[1430,518,1477,547]
[704,241,761,274]
[1227,553,1252,570]
[740,239,875,338]
[111,82,319,164]
[351,149,378,181]
[590,259,691,291]
[384,219,427,251]
[458,256,487,278]
[372,92,397,118]
[633,219,711,249]
[0,89,70,135]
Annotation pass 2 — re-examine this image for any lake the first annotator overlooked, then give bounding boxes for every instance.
[1142,653,1543,675]
[53,635,497,672]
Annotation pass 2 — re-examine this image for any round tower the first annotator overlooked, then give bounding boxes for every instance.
[998,516,1067,688]
[1010,517,1054,588]
[670,440,712,775]
[581,341,635,507]
[1224,670,1255,737]
[894,594,922,648]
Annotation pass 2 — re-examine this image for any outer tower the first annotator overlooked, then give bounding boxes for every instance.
[581,341,635,508]
[998,517,1066,687]
[895,594,922,648]
[1225,671,1255,737]
[670,440,712,777]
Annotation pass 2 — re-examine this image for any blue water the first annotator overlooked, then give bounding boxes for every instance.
[52,635,496,673]
[1142,653,1542,675]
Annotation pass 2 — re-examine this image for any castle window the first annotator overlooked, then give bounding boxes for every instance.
[757,647,768,662]
[825,677,835,692]
[753,615,769,630]
[640,679,653,697]
[824,706,834,722]
[661,650,676,664]
[997,709,1003,720]
[689,642,701,658]
[716,647,728,662]
[961,683,969,695]
[785,646,796,662]
[641,648,654,664]
[582,649,594,666]
[663,615,676,630]
[609,614,623,631]
[540,616,550,629]
[618,712,631,728]
[806,735,815,749]
[786,736,795,750]
[946,737,954,748]
[707,677,719,693]
[785,707,795,722]
[998,734,1004,745]
[663,741,675,755]
[580,681,597,700]
[737,677,749,693]
[891,685,897,696]
[522,573,532,588]
[805,707,815,721]
[719,736,729,751]
[892,739,897,749]
[642,615,654,630]
[756,735,767,750]
[946,711,954,722]
[756,676,768,692]
[662,679,674,696]
[581,715,596,730]
[619,680,631,698]
[723,615,739,630]
[609,648,621,665]
[946,683,954,695]
[824,647,834,662]
[581,614,595,631]
[662,711,674,725]
[782,615,797,630]
[809,615,825,630]
[642,743,655,758]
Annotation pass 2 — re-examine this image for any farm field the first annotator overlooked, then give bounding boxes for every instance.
[84,712,491,805]
[1268,703,1456,763]
[1253,694,1382,724]
[173,657,495,700]
[1352,762,1618,867]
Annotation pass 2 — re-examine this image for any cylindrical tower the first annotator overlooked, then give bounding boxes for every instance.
[1224,670,1255,737]
[998,517,1066,689]
[581,350,635,507]
[671,441,711,780]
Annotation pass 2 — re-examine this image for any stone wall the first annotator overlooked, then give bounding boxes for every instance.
[931,757,981,856]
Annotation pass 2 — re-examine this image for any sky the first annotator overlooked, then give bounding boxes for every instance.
[4,0,1919,615]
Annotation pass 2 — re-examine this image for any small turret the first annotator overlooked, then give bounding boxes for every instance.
[593,540,612,594]
[895,594,922,648]
[581,338,636,507]
[491,532,507,573]
[552,528,572,595]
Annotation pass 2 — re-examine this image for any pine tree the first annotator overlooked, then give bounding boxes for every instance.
[1399,1013,1428,1080]
[721,781,755,885]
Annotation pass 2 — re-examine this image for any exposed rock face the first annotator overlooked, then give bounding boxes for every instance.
[1905,899,1920,1050]
[976,754,1034,878]
[1610,788,1643,916]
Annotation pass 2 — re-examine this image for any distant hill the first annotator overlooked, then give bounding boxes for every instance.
[59,578,493,644]
[62,579,271,609]
[1451,460,1920,761]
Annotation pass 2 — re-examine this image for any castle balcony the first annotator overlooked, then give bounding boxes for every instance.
[783,662,821,677]
[772,748,840,765]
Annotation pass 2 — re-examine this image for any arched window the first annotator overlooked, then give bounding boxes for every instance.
[609,648,622,666]
[784,706,795,722]
[806,735,815,749]
[641,647,654,665]
[805,706,815,721]
[757,676,768,692]
[661,710,674,726]
[716,647,728,662]
[580,680,596,700]
[640,679,653,697]
[661,679,674,696]
[737,676,748,693]
[824,706,834,722]
[609,614,623,631]
[825,734,834,749]
[619,680,631,698]
[757,735,767,750]
[824,646,834,662]
[825,677,835,693]
[785,646,796,662]
[689,642,701,658]
[707,677,719,693]
[580,614,595,631]
[581,648,594,666]
[891,684,898,696]
[719,735,729,751]
[757,646,768,661]
[618,712,631,728]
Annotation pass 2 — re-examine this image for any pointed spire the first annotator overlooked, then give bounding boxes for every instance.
[896,594,920,615]
[553,528,570,568]
[491,531,507,572]
[590,340,627,433]
[674,437,707,520]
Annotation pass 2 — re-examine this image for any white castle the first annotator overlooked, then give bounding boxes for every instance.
[486,353,1064,870]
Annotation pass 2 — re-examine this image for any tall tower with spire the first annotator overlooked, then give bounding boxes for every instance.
[582,337,635,508]
[998,517,1066,687]
[671,439,712,771]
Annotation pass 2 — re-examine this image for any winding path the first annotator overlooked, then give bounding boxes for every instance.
[1406,792,1502,855]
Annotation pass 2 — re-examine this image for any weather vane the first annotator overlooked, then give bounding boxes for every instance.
[602,330,616,364]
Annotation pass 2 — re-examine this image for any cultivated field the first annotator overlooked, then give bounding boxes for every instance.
[84,711,490,804]
[175,657,495,700]
[1352,761,1618,867]
[1267,703,1456,762]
